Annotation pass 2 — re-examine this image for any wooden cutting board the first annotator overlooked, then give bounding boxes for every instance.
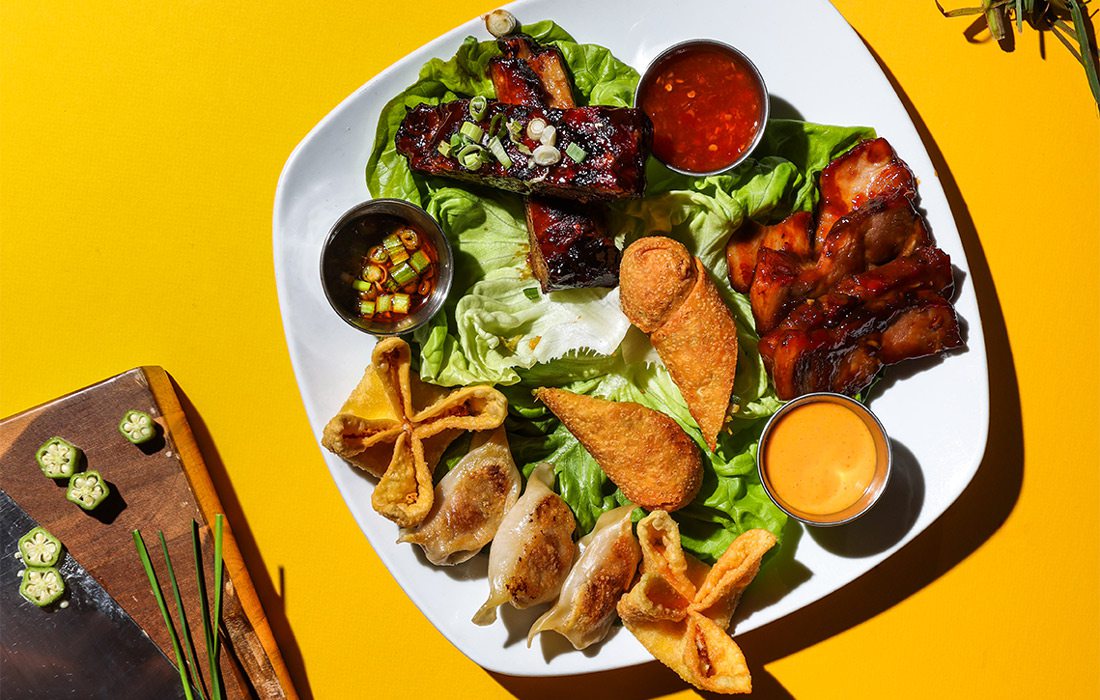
[0,367,297,699]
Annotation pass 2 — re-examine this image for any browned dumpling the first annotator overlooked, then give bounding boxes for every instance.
[527,505,640,650]
[398,427,522,566]
[472,463,576,625]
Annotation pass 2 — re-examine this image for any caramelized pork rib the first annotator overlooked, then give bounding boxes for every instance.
[490,34,576,108]
[815,138,918,248]
[396,100,652,202]
[749,195,932,333]
[726,211,813,293]
[490,33,621,291]
[526,196,620,291]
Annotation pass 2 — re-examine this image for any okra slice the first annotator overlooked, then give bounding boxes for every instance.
[18,527,62,567]
[35,436,83,480]
[20,566,65,607]
[119,409,156,444]
[66,470,110,511]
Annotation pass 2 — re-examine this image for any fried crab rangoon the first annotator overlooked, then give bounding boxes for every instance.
[321,337,509,528]
[617,511,776,694]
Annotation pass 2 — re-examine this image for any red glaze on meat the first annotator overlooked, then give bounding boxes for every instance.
[525,196,620,291]
[395,100,652,202]
[749,194,932,333]
[490,35,576,109]
[726,211,813,293]
[814,138,918,248]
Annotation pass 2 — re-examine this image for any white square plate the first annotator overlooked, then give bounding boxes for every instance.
[273,0,989,676]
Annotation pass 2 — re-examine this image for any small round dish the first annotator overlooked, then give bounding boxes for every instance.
[319,199,453,336]
[757,392,892,527]
[635,39,769,177]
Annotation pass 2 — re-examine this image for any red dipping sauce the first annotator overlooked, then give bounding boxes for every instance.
[637,41,767,175]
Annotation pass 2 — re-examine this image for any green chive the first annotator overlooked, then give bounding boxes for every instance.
[159,531,209,700]
[191,522,221,700]
[134,530,196,700]
[211,515,224,700]
[565,142,587,162]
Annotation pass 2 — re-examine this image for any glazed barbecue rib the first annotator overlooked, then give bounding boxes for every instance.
[489,33,622,291]
[395,100,651,202]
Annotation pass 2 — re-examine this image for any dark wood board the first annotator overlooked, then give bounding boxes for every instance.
[0,367,297,699]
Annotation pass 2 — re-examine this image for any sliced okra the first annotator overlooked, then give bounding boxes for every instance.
[66,470,110,511]
[18,527,62,567]
[35,437,83,480]
[20,566,65,607]
[119,409,156,444]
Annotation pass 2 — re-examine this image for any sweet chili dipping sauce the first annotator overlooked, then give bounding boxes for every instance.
[637,42,767,174]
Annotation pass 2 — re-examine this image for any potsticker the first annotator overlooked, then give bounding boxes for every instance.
[535,388,701,511]
[321,338,508,528]
[619,236,739,451]
[527,505,640,650]
[473,463,576,625]
[617,511,776,694]
[398,426,521,565]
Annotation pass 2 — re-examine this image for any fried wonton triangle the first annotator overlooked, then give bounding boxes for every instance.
[322,337,509,528]
[617,511,776,694]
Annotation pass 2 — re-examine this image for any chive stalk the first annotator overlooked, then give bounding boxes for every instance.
[159,531,209,700]
[134,531,196,700]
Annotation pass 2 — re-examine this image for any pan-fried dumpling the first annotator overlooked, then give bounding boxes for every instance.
[527,505,640,650]
[398,427,521,566]
[472,463,576,625]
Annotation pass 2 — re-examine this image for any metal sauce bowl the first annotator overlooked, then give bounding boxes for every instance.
[757,392,892,527]
[319,199,453,337]
[634,39,770,177]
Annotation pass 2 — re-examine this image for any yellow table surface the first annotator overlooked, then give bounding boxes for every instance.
[2,1,1098,697]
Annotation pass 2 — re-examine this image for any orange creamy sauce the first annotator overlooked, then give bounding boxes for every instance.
[764,402,877,516]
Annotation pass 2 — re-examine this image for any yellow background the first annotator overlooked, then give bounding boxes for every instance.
[2,1,1098,697]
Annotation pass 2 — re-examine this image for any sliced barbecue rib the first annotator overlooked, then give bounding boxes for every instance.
[726,210,813,294]
[487,34,623,292]
[396,100,651,202]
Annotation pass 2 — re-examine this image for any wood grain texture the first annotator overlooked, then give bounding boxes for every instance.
[0,367,297,699]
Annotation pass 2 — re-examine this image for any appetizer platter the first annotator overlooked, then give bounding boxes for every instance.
[273,0,990,684]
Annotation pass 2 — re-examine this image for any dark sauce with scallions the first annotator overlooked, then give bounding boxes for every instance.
[352,220,438,322]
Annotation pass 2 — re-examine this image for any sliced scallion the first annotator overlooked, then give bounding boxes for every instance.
[437,141,452,158]
[461,151,484,170]
[359,300,376,317]
[487,112,502,138]
[526,118,547,140]
[460,121,484,143]
[409,250,432,273]
[469,95,488,121]
[565,142,587,163]
[377,294,393,314]
[523,287,541,301]
[539,124,557,147]
[532,144,561,166]
[487,136,513,169]
[391,262,418,286]
[392,293,412,315]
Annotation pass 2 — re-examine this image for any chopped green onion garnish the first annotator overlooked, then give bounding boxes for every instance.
[469,95,488,121]
[377,294,393,314]
[526,118,547,140]
[487,136,513,169]
[382,277,399,293]
[437,141,452,158]
[352,279,371,292]
[565,142,587,162]
[409,250,432,273]
[461,151,484,170]
[523,287,541,301]
[359,300,376,317]
[506,118,523,142]
[392,293,412,315]
[460,121,484,143]
[456,143,483,160]
[391,262,418,286]
[450,132,464,150]
[383,234,404,255]
[487,112,502,138]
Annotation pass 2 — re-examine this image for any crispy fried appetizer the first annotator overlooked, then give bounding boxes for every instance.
[535,387,701,511]
[473,463,577,625]
[619,236,739,450]
[321,338,509,528]
[618,511,776,694]
[527,505,640,650]
[398,426,521,565]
